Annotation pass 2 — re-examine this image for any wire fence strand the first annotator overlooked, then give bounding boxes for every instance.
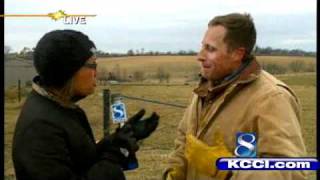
[120,94,187,109]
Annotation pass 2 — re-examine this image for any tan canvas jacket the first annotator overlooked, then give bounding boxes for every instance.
[164,59,308,180]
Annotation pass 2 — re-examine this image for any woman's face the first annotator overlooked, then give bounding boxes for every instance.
[72,55,97,97]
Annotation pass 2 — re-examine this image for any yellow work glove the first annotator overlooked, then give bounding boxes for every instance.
[185,133,232,179]
[165,167,184,180]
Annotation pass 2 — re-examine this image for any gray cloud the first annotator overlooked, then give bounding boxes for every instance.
[4,0,316,52]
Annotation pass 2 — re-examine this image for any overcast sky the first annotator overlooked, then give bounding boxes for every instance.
[4,0,317,53]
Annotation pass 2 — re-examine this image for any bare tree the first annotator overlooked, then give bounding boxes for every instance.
[20,47,31,55]
[122,68,128,82]
[4,45,11,55]
[4,45,12,61]
[155,67,170,83]
[112,64,121,80]
[156,67,165,83]
[288,60,306,73]
[164,73,171,83]
[127,49,134,56]
[19,47,33,60]
[133,71,145,82]
[96,67,109,83]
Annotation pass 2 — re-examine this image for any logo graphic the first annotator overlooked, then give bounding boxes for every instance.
[234,133,256,157]
[216,132,319,171]
[0,10,96,24]
[217,157,319,170]
[111,102,127,123]
[48,10,67,21]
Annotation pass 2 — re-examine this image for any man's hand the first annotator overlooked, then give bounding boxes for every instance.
[125,109,160,141]
[164,167,185,180]
[185,133,232,179]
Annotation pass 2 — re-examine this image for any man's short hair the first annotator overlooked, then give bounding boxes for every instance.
[208,13,256,56]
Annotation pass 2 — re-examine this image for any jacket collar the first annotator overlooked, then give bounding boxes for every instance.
[32,76,78,109]
[194,56,261,98]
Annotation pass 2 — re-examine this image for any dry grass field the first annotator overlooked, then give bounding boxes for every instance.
[97,55,315,83]
[4,56,317,180]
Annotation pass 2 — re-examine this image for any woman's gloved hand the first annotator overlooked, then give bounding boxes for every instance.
[98,124,139,170]
[97,109,159,170]
[104,123,139,152]
[125,109,160,141]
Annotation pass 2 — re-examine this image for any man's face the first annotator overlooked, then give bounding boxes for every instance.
[72,55,97,96]
[197,25,243,82]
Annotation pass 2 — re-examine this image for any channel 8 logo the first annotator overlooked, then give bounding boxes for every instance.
[111,102,127,123]
[234,133,257,157]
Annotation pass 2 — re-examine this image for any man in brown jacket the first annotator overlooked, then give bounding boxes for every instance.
[163,13,308,180]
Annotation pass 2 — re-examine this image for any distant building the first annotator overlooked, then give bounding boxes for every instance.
[5,60,36,88]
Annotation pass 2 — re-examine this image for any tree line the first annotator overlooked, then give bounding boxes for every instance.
[96,47,316,57]
[4,45,316,61]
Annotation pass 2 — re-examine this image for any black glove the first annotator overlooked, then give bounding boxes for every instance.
[98,124,139,170]
[100,148,139,171]
[105,124,139,152]
[125,109,160,141]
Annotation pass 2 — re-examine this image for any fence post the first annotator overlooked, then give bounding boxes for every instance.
[103,89,110,136]
[18,79,21,102]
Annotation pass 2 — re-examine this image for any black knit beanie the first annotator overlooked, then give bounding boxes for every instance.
[33,29,96,88]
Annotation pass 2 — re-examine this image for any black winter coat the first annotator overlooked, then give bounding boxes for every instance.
[12,90,126,180]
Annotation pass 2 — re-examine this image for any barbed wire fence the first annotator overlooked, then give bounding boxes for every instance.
[102,89,187,136]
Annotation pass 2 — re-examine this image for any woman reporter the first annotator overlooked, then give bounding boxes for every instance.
[12,30,159,180]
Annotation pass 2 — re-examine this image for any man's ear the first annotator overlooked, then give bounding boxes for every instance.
[232,47,246,62]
